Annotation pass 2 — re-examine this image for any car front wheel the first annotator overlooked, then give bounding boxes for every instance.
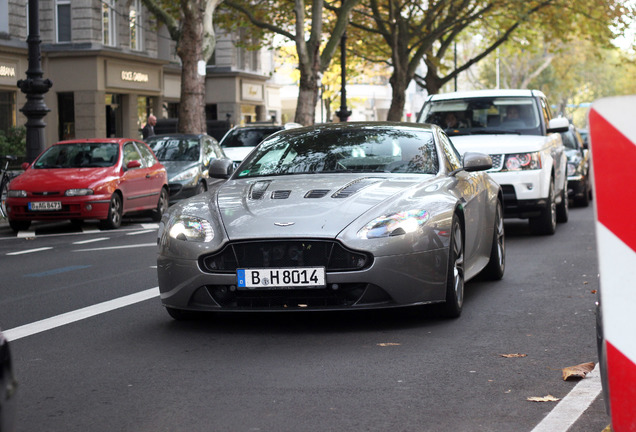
[100,193,122,229]
[151,188,169,222]
[440,215,464,318]
[482,200,505,280]
[529,179,556,235]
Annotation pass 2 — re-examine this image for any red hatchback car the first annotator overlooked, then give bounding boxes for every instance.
[5,138,169,232]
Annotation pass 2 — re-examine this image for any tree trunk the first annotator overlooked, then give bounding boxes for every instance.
[295,67,320,125]
[176,6,206,134]
[386,72,409,121]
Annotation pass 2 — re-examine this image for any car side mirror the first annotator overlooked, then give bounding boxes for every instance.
[21,162,30,170]
[209,158,234,179]
[450,152,492,176]
[126,160,142,169]
[547,117,570,133]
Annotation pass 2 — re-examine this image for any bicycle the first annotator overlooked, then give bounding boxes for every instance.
[1,155,17,218]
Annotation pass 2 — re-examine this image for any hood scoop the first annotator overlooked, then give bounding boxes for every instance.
[249,181,272,200]
[271,190,291,199]
[331,177,382,198]
[304,189,330,198]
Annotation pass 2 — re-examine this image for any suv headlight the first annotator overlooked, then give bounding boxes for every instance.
[503,152,541,171]
[168,215,214,242]
[358,209,430,239]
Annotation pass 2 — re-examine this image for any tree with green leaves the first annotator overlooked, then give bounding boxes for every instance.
[141,0,221,133]
[221,0,361,125]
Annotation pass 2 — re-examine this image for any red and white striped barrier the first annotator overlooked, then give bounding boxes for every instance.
[589,96,636,432]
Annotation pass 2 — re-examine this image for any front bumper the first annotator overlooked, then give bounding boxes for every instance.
[488,170,549,219]
[157,248,449,312]
[6,195,111,221]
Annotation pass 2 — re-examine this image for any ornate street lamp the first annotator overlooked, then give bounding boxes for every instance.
[17,0,52,162]
[335,29,351,122]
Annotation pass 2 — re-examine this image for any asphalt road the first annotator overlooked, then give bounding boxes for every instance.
[0,206,610,432]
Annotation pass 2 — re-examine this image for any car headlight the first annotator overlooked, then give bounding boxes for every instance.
[567,162,577,176]
[65,188,94,196]
[168,215,214,242]
[171,167,199,182]
[503,152,541,171]
[357,209,430,239]
[7,190,26,198]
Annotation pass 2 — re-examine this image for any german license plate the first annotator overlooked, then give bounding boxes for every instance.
[29,201,62,211]
[237,267,326,290]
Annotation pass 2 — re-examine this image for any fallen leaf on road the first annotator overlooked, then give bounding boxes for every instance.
[527,395,560,402]
[562,362,595,381]
[376,343,400,347]
[591,290,597,294]
[499,353,527,358]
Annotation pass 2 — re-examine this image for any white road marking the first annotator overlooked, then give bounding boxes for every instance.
[72,237,109,245]
[141,223,159,229]
[127,229,154,236]
[530,364,602,432]
[6,247,53,256]
[72,243,156,252]
[3,287,159,342]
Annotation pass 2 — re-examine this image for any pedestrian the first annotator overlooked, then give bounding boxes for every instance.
[142,114,157,139]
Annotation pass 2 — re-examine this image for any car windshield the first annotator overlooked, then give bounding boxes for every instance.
[33,143,119,168]
[419,97,541,136]
[236,127,439,178]
[148,137,200,161]
[220,128,281,148]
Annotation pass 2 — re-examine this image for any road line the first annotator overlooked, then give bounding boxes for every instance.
[127,229,154,236]
[72,243,156,252]
[25,265,92,278]
[3,287,159,342]
[530,364,602,432]
[73,237,109,244]
[6,247,53,255]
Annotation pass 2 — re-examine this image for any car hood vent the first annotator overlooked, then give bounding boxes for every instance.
[249,181,271,200]
[271,190,291,199]
[304,189,330,198]
[332,177,383,198]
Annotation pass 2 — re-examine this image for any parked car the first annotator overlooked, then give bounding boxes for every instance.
[418,89,570,235]
[157,122,505,320]
[145,133,231,204]
[0,328,17,432]
[561,124,592,207]
[5,138,169,231]
[218,123,302,167]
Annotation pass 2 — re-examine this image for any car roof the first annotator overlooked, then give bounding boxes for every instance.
[273,121,437,136]
[53,138,133,145]
[428,89,546,101]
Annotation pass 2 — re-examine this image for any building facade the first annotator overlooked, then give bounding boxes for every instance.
[0,0,280,147]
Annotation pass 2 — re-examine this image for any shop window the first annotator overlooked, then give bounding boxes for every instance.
[129,0,142,51]
[58,92,75,140]
[205,104,218,120]
[103,0,116,46]
[0,91,17,134]
[1,0,9,34]
[56,0,71,43]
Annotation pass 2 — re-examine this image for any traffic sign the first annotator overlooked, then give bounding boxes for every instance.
[589,96,636,432]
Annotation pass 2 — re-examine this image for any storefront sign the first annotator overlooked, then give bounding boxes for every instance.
[242,82,263,102]
[121,70,149,83]
[0,65,16,78]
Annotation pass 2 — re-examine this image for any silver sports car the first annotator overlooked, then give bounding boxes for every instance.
[157,122,505,320]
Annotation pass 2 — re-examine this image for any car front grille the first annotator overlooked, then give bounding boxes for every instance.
[488,154,504,172]
[200,240,372,274]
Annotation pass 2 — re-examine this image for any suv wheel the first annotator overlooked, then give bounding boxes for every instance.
[556,182,569,223]
[529,179,556,235]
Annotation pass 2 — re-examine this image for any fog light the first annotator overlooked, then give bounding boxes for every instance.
[525,183,534,191]
[85,204,92,211]
[331,284,339,291]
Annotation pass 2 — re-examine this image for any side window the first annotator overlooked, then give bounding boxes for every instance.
[123,142,142,167]
[136,143,158,167]
[438,131,462,172]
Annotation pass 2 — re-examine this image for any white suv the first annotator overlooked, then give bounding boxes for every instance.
[418,89,569,235]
